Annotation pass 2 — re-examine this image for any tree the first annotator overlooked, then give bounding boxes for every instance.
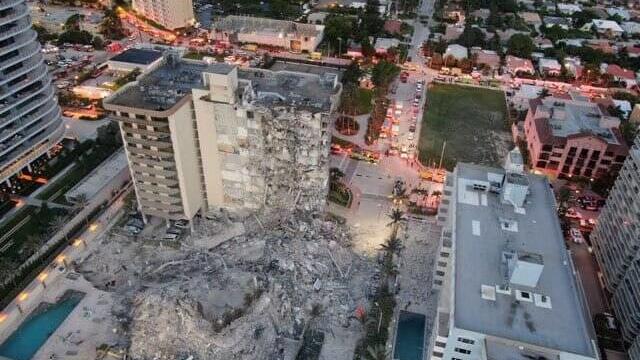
[64,13,84,31]
[620,122,639,146]
[457,25,485,48]
[342,63,362,85]
[371,60,400,87]
[360,0,384,38]
[0,258,17,286]
[507,34,535,58]
[379,235,403,254]
[32,24,57,43]
[324,15,354,55]
[365,344,390,360]
[386,208,406,238]
[539,88,551,98]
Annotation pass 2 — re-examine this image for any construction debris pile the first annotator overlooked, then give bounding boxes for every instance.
[78,210,375,359]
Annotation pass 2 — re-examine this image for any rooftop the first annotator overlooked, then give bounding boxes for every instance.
[105,55,339,112]
[65,149,128,202]
[452,163,595,357]
[535,97,622,144]
[213,15,324,37]
[109,48,163,65]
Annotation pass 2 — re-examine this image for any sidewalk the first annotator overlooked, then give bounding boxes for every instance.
[0,188,129,341]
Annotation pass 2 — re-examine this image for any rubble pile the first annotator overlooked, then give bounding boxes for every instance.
[78,210,374,359]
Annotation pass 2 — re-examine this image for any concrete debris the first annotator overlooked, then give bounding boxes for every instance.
[78,209,375,360]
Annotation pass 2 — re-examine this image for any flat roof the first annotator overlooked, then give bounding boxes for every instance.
[538,97,621,145]
[214,15,323,37]
[109,48,163,65]
[106,55,339,112]
[452,163,595,356]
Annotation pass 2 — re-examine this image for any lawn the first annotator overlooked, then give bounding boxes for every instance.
[339,87,374,116]
[418,84,511,170]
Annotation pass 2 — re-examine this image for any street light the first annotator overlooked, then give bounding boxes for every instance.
[37,273,48,288]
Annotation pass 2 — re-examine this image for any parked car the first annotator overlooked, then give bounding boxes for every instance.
[570,228,584,243]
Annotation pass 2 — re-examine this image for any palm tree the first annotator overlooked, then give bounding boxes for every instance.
[49,215,69,243]
[386,208,406,238]
[73,193,90,225]
[0,258,17,287]
[379,236,403,255]
[365,344,390,360]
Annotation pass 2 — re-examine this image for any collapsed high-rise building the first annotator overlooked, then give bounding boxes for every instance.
[103,54,342,221]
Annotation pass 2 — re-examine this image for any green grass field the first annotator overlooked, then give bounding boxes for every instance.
[418,84,510,170]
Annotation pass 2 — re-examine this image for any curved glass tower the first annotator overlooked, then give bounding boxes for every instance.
[0,0,64,184]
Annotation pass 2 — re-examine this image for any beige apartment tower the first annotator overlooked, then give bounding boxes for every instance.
[132,0,195,30]
[103,54,341,221]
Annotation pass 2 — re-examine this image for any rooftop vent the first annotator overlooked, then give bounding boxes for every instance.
[481,285,496,301]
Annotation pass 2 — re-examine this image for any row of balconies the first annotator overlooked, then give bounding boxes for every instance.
[0,106,60,157]
[0,98,56,143]
[0,62,46,101]
[136,181,181,195]
[0,50,41,85]
[0,84,53,126]
[0,30,36,60]
[115,114,170,129]
[0,114,62,170]
[0,3,28,27]
[126,145,174,159]
[132,172,178,187]
[130,155,176,169]
[0,41,39,74]
[0,17,29,42]
[0,76,49,114]
[0,0,24,11]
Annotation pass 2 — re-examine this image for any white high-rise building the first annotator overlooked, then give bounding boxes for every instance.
[103,54,341,221]
[132,0,195,30]
[0,0,64,185]
[429,149,598,360]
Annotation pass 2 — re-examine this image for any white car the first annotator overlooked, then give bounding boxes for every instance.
[570,228,584,244]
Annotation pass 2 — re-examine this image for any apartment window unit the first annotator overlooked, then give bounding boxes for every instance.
[591,150,600,159]
[605,151,614,157]
[579,149,589,158]
[435,341,447,348]
[584,169,592,177]
[542,144,552,152]
[119,112,130,118]
[454,348,471,355]
[536,160,547,168]
[551,152,562,158]
[539,153,549,160]
[568,147,577,155]
[135,114,146,120]
[572,167,582,175]
[457,337,475,345]
[588,160,596,169]
[151,116,168,122]
[615,155,626,163]
[576,158,585,167]
[601,159,611,165]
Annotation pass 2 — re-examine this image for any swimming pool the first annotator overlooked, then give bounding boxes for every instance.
[393,311,426,360]
[0,291,84,360]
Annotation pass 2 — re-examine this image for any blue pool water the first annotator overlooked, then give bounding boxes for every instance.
[393,311,426,360]
[0,292,84,360]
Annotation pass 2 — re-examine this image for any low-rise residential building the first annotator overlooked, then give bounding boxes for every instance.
[622,21,640,35]
[510,84,543,111]
[374,38,400,54]
[505,55,535,75]
[444,44,468,60]
[519,11,542,28]
[543,16,572,30]
[107,48,164,73]
[212,16,325,52]
[604,64,638,88]
[431,150,598,360]
[582,19,625,38]
[538,58,562,76]
[103,54,341,221]
[558,3,582,15]
[472,49,500,71]
[132,0,195,30]
[524,96,628,179]
[607,7,631,21]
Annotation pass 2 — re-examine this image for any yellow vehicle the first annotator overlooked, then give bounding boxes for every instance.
[241,44,258,52]
[309,52,322,60]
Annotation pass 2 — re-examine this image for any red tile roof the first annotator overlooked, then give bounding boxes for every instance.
[384,20,402,34]
[606,64,636,80]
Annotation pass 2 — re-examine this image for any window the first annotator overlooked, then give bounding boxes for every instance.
[247,111,254,119]
[591,150,600,159]
[561,165,570,173]
[520,291,530,299]
[542,144,552,152]
[605,151,614,157]
[120,112,130,117]
[457,337,475,345]
[135,114,146,120]
[435,341,447,347]
[536,160,547,168]
[615,155,626,163]
[455,348,471,355]
[579,148,589,158]
[568,147,577,155]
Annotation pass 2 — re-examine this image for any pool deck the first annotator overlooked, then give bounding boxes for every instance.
[0,194,127,359]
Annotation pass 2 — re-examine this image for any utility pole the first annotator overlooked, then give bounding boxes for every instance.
[438,140,446,169]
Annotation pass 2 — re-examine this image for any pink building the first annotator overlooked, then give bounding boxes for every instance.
[524,97,628,179]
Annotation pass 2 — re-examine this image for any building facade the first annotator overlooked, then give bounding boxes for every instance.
[524,97,628,179]
[591,137,640,356]
[103,54,341,221]
[429,149,598,360]
[212,16,324,52]
[0,0,65,184]
[132,0,195,30]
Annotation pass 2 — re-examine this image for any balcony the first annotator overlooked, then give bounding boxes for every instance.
[0,107,60,157]
[0,99,57,143]
[0,62,47,100]
[0,115,63,176]
[0,75,51,113]
[0,52,41,85]
[0,41,39,71]
[131,163,177,177]
[0,85,54,126]
[0,0,23,12]
[133,172,179,186]
[0,29,36,58]
[126,146,174,159]
[0,18,29,41]
[0,4,28,27]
